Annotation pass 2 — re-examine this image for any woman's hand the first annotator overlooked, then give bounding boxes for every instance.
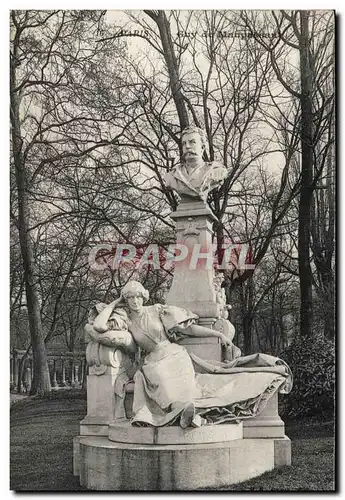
[109,296,125,309]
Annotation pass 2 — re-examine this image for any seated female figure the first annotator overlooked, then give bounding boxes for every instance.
[92,281,292,428]
[93,281,231,428]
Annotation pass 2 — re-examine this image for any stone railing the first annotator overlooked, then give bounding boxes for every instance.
[10,348,86,393]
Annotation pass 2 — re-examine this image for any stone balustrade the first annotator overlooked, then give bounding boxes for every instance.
[10,348,86,393]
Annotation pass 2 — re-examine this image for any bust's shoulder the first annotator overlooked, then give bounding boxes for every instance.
[209,161,227,170]
[208,162,228,180]
[169,163,184,173]
[165,165,182,185]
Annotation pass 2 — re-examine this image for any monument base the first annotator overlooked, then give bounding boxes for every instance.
[179,336,222,369]
[74,370,291,490]
[74,431,291,490]
[243,392,285,438]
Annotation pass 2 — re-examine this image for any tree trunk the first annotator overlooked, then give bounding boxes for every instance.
[16,355,24,394]
[145,10,189,136]
[12,146,52,395]
[82,360,88,392]
[10,29,51,396]
[298,10,314,338]
[243,313,253,355]
[310,143,335,340]
[321,268,335,340]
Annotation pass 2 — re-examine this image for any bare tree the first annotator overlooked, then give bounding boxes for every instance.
[239,10,335,338]
[11,11,52,394]
[10,10,128,393]
[10,10,335,380]
[120,11,302,281]
[310,143,335,339]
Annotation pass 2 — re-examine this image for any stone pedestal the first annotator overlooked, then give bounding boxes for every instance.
[87,370,118,419]
[77,433,289,490]
[166,199,220,321]
[108,421,243,445]
[274,436,292,467]
[80,368,126,436]
[243,392,285,438]
[73,388,291,489]
[179,336,221,371]
[79,371,117,439]
[73,189,292,490]
[80,344,131,439]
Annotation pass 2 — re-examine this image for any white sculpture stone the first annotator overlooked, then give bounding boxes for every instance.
[165,199,220,323]
[165,126,228,201]
[74,279,293,489]
[82,303,136,430]
[83,280,291,430]
[74,126,293,490]
[213,274,241,361]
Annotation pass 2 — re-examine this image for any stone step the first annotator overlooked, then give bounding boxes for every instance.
[108,420,243,445]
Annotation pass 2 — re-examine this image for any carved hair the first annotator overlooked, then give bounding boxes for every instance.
[121,280,149,303]
[181,126,206,150]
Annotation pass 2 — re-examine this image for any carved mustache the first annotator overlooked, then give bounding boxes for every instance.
[183,151,198,158]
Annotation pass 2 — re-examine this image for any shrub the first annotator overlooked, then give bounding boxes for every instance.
[278,334,335,420]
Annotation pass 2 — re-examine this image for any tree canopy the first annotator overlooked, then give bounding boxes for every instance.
[10,10,335,394]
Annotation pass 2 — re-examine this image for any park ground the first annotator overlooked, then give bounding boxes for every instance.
[10,390,335,492]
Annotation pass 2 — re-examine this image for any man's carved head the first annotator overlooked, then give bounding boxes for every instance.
[181,126,206,161]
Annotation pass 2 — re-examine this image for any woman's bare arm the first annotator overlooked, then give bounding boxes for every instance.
[177,324,231,345]
[93,298,124,333]
[85,323,137,353]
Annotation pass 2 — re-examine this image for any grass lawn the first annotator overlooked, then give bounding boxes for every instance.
[10,391,335,492]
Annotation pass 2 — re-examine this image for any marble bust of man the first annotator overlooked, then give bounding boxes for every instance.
[165,126,228,201]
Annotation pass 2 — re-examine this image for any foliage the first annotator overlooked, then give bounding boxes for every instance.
[279,334,335,419]
[10,10,335,374]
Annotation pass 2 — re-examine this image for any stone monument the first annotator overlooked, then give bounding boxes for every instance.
[165,126,226,323]
[73,126,292,491]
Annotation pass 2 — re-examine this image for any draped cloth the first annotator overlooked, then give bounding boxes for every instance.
[128,305,292,427]
[165,161,228,201]
[132,341,196,426]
